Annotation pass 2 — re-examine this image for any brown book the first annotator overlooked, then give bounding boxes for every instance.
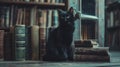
[24,8,31,26]
[74,54,110,62]
[0,30,4,61]
[0,14,5,28]
[31,25,40,60]
[38,10,47,28]
[39,27,46,60]
[75,47,109,56]
[74,40,93,47]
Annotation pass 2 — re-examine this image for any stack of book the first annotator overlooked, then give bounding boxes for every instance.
[0,0,62,61]
[74,40,110,62]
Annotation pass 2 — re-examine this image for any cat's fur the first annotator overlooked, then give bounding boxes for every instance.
[43,7,79,61]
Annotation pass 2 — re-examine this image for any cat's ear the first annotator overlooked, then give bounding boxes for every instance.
[68,7,74,14]
[75,12,80,20]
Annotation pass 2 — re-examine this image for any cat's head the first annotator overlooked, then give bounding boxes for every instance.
[58,7,79,23]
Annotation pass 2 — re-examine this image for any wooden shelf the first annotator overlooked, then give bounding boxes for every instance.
[106,1,120,12]
[0,1,65,9]
[107,26,120,31]
[0,27,10,31]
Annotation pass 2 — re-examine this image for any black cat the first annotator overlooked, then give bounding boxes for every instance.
[43,7,79,61]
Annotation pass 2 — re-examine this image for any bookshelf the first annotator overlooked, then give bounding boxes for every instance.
[106,1,120,29]
[0,1,65,9]
[105,0,120,50]
[0,27,9,31]
[0,0,68,61]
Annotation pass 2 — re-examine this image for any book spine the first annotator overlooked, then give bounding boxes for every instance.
[0,30,4,61]
[59,0,63,3]
[24,0,30,2]
[39,27,46,60]
[0,7,8,28]
[39,0,44,3]
[51,0,55,3]
[47,10,52,28]
[75,48,109,56]
[38,10,47,28]
[25,26,32,60]
[31,25,39,60]
[55,0,59,3]
[34,0,39,2]
[74,54,110,62]
[46,0,51,3]
[15,47,26,61]
[30,7,36,26]
[14,25,26,61]
[0,13,5,28]
[5,7,10,28]
[4,32,14,61]
[52,10,59,27]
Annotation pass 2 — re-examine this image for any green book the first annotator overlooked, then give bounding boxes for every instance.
[14,25,26,61]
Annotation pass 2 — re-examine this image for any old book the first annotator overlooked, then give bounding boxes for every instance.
[74,54,110,62]
[46,0,51,3]
[51,0,55,3]
[15,47,26,61]
[12,6,18,26]
[0,7,10,28]
[30,7,37,26]
[75,47,109,56]
[55,0,59,3]
[59,0,63,3]
[31,25,40,60]
[14,25,26,61]
[9,6,14,27]
[39,0,44,3]
[24,8,31,26]
[24,0,30,2]
[110,12,114,27]
[25,26,32,60]
[38,10,47,28]
[4,32,15,61]
[39,27,46,60]
[0,30,4,61]
[0,7,8,28]
[39,27,46,40]
[74,40,93,48]
[0,14,5,28]
[114,10,120,27]
[34,0,39,2]
[37,9,41,26]
[46,10,52,28]
[52,10,59,27]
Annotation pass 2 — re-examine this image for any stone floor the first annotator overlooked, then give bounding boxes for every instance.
[0,51,120,67]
